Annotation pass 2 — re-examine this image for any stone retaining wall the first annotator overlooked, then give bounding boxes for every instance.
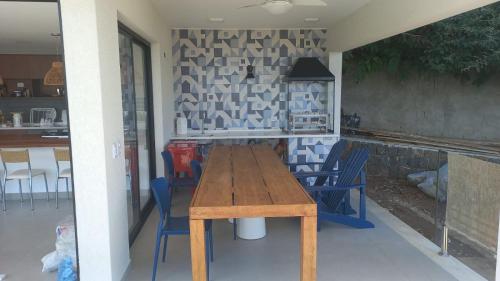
[347,138,446,179]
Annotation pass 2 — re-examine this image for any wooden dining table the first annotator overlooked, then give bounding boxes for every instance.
[189,144,317,281]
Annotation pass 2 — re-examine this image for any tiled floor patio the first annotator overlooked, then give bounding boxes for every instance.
[0,198,74,281]
[125,190,485,281]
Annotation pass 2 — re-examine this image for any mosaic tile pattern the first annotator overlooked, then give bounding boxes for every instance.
[288,136,339,173]
[172,29,328,130]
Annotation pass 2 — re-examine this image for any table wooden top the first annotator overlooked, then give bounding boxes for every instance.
[190,145,316,220]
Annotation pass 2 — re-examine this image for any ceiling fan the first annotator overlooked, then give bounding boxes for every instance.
[239,0,327,15]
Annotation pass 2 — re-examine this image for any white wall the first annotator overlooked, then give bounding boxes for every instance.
[328,52,342,136]
[328,0,499,52]
[59,0,173,279]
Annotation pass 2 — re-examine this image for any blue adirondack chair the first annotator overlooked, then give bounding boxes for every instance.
[150,177,213,281]
[289,139,347,182]
[161,150,196,193]
[289,139,351,211]
[191,160,238,241]
[296,148,374,230]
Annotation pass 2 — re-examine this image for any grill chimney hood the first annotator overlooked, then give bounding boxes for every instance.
[286,57,335,82]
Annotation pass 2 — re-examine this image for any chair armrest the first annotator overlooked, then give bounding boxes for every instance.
[304,184,365,192]
[304,185,337,192]
[287,161,325,166]
[294,170,341,179]
[287,162,326,170]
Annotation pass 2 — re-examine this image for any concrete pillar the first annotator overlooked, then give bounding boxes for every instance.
[328,52,342,136]
[59,0,130,279]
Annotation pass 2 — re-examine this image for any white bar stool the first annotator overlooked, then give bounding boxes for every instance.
[54,148,72,209]
[0,149,49,211]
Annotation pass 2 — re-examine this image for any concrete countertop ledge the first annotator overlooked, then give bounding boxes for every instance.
[170,129,339,140]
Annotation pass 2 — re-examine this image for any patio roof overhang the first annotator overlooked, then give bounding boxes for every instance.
[327,0,499,52]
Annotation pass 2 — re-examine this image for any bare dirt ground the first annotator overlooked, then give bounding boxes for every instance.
[366,175,496,281]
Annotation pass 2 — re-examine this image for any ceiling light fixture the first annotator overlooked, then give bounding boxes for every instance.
[304,17,320,22]
[262,0,293,15]
[209,17,224,22]
[239,0,326,15]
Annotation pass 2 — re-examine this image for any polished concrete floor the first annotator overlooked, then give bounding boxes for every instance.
[0,189,485,281]
[125,190,485,281]
[0,197,74,281]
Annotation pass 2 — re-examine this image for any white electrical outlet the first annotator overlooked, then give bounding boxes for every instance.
[112,142,119,159]
[117,142,122,158]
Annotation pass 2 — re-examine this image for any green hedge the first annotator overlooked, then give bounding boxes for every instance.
[345,2,500,85]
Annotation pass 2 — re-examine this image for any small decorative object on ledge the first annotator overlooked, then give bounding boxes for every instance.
[43,61,65,86]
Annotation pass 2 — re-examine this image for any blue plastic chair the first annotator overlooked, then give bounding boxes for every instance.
[190,160,202,184]
[191,159,237,241]
[296,148,375,230]
[150,177,213,281]
[161,150,196,193]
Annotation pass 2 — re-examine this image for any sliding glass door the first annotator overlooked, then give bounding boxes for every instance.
[118,24,156,242]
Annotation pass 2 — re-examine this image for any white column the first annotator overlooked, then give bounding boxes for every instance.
[59,0,129,280]
[328,52,342,136]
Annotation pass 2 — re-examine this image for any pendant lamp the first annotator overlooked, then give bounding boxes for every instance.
[44,33,64,86]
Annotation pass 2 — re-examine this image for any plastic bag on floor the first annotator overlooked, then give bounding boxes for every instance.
[407,171,436,185]
[417,176,437,198]
[57,258,77,281]
[55,216,76,264]
[413,164,448,202]
[41,251,60,273]
[41,216,76,273]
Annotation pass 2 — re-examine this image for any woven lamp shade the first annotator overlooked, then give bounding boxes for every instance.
[43,61,65,86]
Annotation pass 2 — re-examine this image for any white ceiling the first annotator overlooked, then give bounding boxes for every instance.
[0,0,371,55]
[152,0,372,29]
[0,1,60,55]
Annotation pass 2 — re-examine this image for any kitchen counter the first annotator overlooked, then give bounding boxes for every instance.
[0,125,68,130]
[170,129,339,140]
[170,129,341,176]
[0,131,69,148]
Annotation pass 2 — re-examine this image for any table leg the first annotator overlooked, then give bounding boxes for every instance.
[190,219,207,281]
[300,216,317,281]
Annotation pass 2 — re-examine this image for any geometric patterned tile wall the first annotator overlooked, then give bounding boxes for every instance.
[172,29,328,130]
[288,136,339,172]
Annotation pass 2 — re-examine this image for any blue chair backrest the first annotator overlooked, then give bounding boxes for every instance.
[314,139,347,186]
[336,148,368,186]
[151,177,172,220]
[322,148,369,209]
[161,150,175,178]
[190,160,202,184]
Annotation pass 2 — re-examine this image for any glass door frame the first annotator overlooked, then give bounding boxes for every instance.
[118,22,156,245]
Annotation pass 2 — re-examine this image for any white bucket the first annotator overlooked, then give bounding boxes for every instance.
[236,217,266,240]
